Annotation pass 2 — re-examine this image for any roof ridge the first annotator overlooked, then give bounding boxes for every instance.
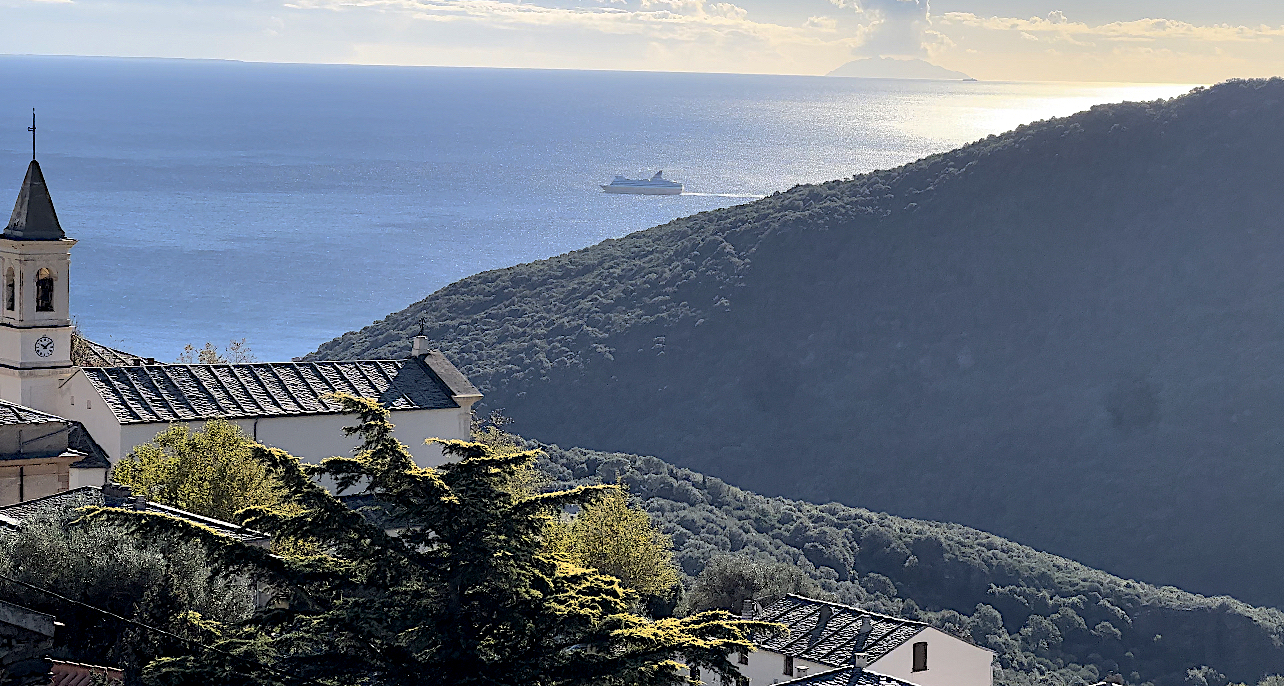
[0,485,101,511]
[145,501,267,537]
[781,594,929,626]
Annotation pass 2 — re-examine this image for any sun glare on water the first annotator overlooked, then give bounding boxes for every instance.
[901,82,1203,144]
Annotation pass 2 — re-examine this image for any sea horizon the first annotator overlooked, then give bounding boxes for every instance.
[0,54,1196,361]
[1,51,1213,87]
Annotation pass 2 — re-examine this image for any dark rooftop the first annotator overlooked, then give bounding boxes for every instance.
[81,357,472,425]
[754,595,928,667]
[777,666,923,686]
[0,485,267,543]
[70,332,150,368]
[5,160,64,241]
[0,400,111,469]
[0,398,66,426]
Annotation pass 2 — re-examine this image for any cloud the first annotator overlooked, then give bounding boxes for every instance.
[934,10,1284,82]
[805,15,838,32]
[827,0,943,58]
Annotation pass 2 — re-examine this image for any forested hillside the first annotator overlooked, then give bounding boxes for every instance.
[311,79,1284,607]
[533,440,1284,686]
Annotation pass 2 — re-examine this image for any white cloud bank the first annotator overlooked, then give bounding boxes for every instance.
[3,0,1284,81]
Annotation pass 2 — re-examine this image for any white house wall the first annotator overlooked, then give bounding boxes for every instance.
[871,628,993,686]
[726,649,831,686]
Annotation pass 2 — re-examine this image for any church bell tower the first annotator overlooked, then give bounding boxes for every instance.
[0,156,76,411]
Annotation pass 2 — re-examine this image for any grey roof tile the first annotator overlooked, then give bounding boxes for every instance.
[0,399,66,426]
[70,332,149,368]
[82,358,464,425]
[66,423,111,469]
[0,485,267,542]
[756,595,927,667]
[779,666,922,686]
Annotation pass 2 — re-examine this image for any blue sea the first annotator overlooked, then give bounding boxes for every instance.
[0,55,1194,362]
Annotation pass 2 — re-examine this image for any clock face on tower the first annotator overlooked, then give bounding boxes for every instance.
[34,336,54,358]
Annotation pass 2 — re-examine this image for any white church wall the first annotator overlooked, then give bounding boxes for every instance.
[238,406,469,467]
[103,406,470,469]
[50,368,474,472]
[49,369,128,460]
[872,628,993,686]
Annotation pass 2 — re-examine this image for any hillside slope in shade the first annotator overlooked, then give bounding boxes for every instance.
[311,79,1284,608]
[533,440,1284,686]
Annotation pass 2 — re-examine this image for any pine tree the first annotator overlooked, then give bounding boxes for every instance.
[87,394,778,686]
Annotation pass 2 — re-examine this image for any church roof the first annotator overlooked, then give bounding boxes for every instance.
[81,357,470,425]
[70,332,150,367]
[753,595,929,667]
[5,160,65,241]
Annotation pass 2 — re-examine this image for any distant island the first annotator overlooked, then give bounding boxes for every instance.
[827,57,972,80]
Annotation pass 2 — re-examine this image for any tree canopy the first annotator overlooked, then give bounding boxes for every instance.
[550,488,681,607]
[112,419,284,523]
[88,395,775,686]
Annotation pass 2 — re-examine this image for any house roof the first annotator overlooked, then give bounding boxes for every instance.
[5,160,64,241]
[778,666,922,686]
[0,599,56,638]
[0,400,111,469]
[51,660,123,686]
[70,332,150,367]
[754,595,928,667]
[0,398,66,426]
[66,422,112,469]
[0,485,268,543]
[81,357,471,425]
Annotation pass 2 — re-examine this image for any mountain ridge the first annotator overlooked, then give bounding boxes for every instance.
[310,78,1284,608]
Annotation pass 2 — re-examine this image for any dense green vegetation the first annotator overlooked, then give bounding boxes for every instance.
[89,396,767,686]
[530,438,1284,686]
[310,78,1284,608]
[0,507,253,680]
[113,419,285,522]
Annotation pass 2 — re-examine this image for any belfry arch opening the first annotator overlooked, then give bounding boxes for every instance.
[4,268,12,312]
[35,268,53,312]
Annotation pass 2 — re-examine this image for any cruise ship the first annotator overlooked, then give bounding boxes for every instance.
[601,171,683,195]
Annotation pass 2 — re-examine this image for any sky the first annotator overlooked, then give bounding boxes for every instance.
[3,0,1284,83]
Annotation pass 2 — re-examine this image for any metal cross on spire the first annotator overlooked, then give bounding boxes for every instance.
[27,109,36,161]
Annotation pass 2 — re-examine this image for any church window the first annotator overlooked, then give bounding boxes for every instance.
[35,268,53,312]
[4,268,12,312]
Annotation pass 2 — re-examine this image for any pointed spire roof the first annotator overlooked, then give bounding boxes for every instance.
[5,160,64,241]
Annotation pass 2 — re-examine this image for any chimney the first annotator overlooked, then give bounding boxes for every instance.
[102,483,131,499]
[859,616,872,634]
[850,653,869,670]
[411,336,431,357]
[811,605,833,643]
[741,599,756,620]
